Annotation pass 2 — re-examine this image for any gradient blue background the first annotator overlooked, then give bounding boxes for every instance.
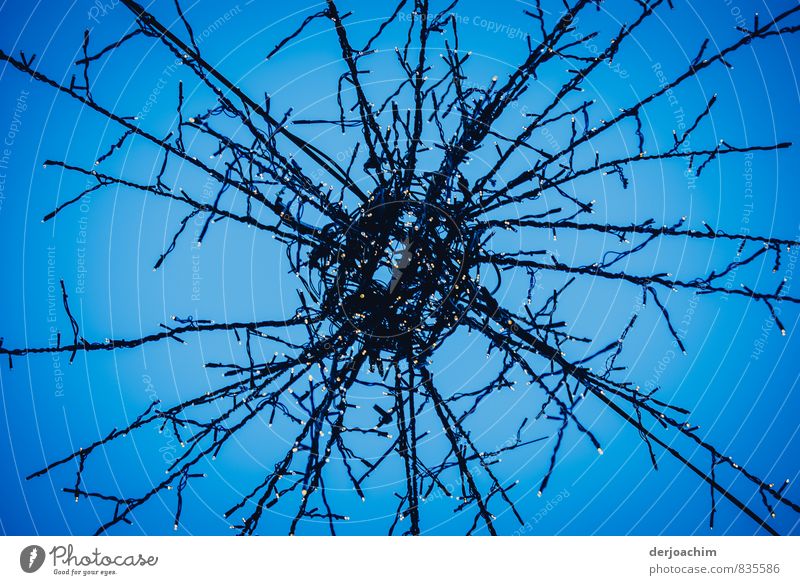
[0,0,799,535]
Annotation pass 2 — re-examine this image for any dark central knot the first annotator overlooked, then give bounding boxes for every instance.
[311,199,471,348]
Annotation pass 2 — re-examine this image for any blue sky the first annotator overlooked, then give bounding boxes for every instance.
[1,0,799,535]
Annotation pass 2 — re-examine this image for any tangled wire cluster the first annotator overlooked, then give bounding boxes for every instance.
[1,0,799,535]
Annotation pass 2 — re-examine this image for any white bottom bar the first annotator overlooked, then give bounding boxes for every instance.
[1,536,797,584]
